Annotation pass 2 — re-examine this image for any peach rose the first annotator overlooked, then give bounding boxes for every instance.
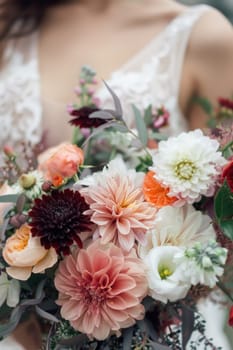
[3,224,57,281]
[38,143,84,185]
[0,183,15,225]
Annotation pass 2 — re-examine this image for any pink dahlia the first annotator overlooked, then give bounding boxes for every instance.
[55,240,148,340]
[80,159,157,251]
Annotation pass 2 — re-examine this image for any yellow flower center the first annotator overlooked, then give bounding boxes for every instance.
[159,266,173,280]
[174,159,196,180]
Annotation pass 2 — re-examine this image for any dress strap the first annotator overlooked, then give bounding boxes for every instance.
[167,5,212,97]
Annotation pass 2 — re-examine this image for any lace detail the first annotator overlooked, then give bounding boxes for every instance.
[0,32,42,150]
[0,5,210,152]
[97,5,210,136]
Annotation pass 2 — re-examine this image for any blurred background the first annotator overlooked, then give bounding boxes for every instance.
[179,0,233,22]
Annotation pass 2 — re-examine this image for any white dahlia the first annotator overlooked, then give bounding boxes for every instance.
[150,130,226,203]
[138,205,216,258]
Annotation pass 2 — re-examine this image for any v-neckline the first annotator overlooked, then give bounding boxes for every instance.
[33,4,207,108]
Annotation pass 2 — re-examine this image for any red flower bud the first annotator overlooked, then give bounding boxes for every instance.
[222,160,233,192]
[228,305,233,327]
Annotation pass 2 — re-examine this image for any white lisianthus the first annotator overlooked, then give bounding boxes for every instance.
[143,246,190,303]
[138,205,216,258]
[0,272,20,307]
[175,241,228,288]
[150,130,226,204]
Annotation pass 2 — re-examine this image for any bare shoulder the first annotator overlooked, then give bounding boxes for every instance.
[188,7,233,59]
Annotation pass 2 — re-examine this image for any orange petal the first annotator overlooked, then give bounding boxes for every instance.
[143,171,177,208]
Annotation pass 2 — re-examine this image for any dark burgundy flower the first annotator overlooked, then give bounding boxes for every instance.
[228,305,233,327]
[69,106,106,128]
[29,189,91,255]
[218,97,233,111]
[222,160,233,192]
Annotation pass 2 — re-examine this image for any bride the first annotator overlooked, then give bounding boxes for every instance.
[0,0,233,349]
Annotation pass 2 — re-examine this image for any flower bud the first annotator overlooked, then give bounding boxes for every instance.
[19,174,36,190]
[201,256,213,269]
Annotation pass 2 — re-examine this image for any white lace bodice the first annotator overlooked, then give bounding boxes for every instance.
[0,5,210,150]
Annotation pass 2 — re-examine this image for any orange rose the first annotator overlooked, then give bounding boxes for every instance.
[38,143,84,186]
[3,224,57,281]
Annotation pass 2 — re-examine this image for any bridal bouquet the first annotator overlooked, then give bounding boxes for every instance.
[0,67,233,349]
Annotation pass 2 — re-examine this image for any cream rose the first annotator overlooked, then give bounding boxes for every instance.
[3,224,57,281]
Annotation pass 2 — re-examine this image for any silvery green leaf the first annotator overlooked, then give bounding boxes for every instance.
[7,279,20,307]
[132,104,148,146]
[122,327,134,350]
[35,306,59,323]
[82,121,125,148]
[0,274,8,307]
[89,111,114,120]
[16,193,26,213]
[0,305,26,337]
[0,217,9,241]
[0,194,19,203]
[144,104,153,126]
[181,305,195,349]
[103,81,123,119]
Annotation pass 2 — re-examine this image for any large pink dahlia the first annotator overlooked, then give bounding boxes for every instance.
[80,165,157,252]
[55,240,148,340]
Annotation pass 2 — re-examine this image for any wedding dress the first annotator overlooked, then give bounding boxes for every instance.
[0,4,232,350]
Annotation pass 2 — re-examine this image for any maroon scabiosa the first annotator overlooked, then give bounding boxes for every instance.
[68,106,106,128]
[29,189,91,255]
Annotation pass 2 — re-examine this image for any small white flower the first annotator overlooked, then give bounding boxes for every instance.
[150,130,226,204]
[13,170,44,199]
[0,272,20,308]
[176,241,228,288]
[138,205,216,258]
[143,246,190,303]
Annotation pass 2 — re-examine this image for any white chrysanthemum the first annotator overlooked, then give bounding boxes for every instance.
[143,246,190,303]
[150,130,226,203]
[138,205,216,258]
[13,170,44,199]
[175,241,228,288]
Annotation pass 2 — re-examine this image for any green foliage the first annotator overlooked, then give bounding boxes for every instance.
[214,181,233,240]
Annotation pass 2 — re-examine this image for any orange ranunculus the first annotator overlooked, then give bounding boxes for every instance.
[3,224,57,281]
[38,143,84,186]
[143,171,178,208]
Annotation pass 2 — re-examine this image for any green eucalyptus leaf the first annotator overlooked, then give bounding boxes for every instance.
[219,220,233,241]
[132,104,148,146]
[144,104,153,126]
[192,96,213,116]
[0,305,26,338]
[0,194,19,203]
[122,327,134,350]
[181,305,195,349]
[214,181,233,221]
